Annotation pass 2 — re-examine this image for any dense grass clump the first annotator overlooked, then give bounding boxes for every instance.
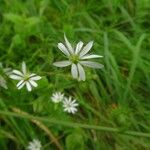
[0,0,150,149]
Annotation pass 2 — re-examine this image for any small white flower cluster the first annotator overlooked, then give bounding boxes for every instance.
[27,139,42,150]
[51,92,78,114]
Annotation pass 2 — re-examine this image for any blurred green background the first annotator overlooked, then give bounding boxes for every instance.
[0,0,150,149]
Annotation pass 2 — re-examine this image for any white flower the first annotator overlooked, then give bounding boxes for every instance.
[63,97,78,114]
[51,92,64,103]
[53,35,104,81]
[27,139,42,150]
[10,62,41,92]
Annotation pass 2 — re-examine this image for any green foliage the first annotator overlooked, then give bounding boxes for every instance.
[65,128,86,150]
[0,0,150,150]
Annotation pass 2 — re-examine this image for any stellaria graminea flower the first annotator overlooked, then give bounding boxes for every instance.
[63,97,78,114]
[51,92,64,103]
[27,139,42,150]
[53,34,104,81]
[10,62,41,92]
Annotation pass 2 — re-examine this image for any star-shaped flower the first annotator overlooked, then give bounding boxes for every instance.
[10,62,41,91]
[53,35,104,81]
[63,97,78,114]
[27,139,42,150]
[51,92,64,103]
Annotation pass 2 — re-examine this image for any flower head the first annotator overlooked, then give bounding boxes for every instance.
[51,92,64,103]
[10,62,41,92]
[53,35,104,81]
[27,139,42,150]
[63,97,78,114]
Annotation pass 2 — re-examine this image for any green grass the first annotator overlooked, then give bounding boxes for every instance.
[0,0,150,149]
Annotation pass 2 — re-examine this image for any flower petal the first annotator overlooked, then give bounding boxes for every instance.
[9,74,23,80]
[71,64,78,79]
[29,80,38,87]
[80,41,93,57]
[53,61,71,67]
[81,54,103,59]
[58,43,70,56]
[4,68,12,76]
[77,63,85,81]
[22,62,26,74]
[12,70,23,77]
[75,41,83,54]
[26,82,32,91]
[18,82,26,89]
[17,80,26,89]
[17,80,24,87]
[30,74,41,80]
[80,61,104,69]
[0,75,7,89]
[64,34,74,54]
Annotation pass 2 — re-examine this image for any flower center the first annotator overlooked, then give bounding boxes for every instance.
[66,103,71,108]
[24,74,30,81]
[69,55,79,64]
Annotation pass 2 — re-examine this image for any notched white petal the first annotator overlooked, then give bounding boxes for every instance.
[71,64,78,79]
[80,61,104,69]
[17,80,24,88]
[0,76,7,89]
[17,81,26,89]
[30,75,41,81]
[77,63,85,81]
[58,43,70,56]
[75,41,83,54]
[64,34,74,54]
[81,54,103,59]
[80,41,93,57]
[29,80,38,87]
[53,61,71,67]
[26,82,32,91]
[12,70,23,77]
[22,62,26,74]
[9,74,23,80]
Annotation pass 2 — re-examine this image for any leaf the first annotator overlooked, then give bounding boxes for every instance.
[89,80,101,101]
[4,13,23,24]
[32,98,45,113]
[113,30,134,51]
[25,17,40,28]
[66,129,85,150]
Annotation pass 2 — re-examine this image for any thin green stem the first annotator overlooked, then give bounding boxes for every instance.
[0,110,149,138]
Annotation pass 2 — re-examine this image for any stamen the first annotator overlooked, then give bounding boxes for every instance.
[69,55,79,64]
